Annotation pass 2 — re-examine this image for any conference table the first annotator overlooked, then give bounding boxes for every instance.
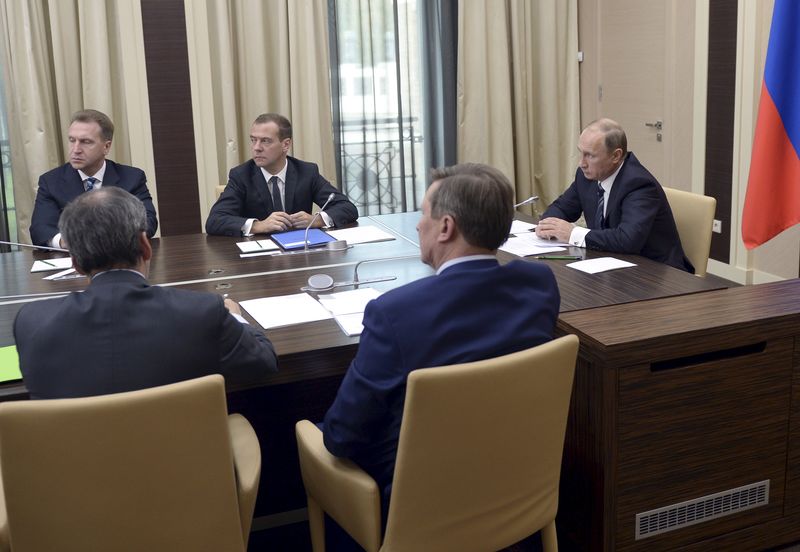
[0,212,747,550]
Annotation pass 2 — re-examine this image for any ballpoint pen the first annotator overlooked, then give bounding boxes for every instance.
[536,255,583,260]
[40,260,57,267]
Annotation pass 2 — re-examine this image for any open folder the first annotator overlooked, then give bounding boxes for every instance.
[271,229,335,250]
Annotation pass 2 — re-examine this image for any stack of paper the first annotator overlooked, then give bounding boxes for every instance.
[317,287,383,336]
[240,293,333,329]
[499,233,567,257]
[31,257,73,273]
[566,257,636,274]
[237,240,280,256]
[326,225,396,245]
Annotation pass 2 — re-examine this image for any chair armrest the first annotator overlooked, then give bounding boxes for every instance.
[0,472,9,551]
[295,420,382,551]
[228,413,261,546]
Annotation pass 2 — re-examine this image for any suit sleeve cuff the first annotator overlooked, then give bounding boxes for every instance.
[569,226,590,247]
[231,312,249,324]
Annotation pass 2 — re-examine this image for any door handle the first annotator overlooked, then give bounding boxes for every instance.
[645,120,663,131]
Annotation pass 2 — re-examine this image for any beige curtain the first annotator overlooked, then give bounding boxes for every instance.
[457,0,580,210]
[0,0,156,244]
[185,0,336,223]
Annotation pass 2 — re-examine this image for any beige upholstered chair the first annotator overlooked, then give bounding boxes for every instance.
[215,184,226,200]
[296,334,580,552]
[662,186,717,277]
[0,374,260,552]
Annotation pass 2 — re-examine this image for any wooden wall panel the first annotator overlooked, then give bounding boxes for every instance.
[140,0,201,236]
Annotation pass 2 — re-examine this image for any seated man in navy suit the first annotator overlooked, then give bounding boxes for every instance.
[30,109,158,248]
[14,187,277,399]
[322,163,560,521]
[205,113,358,236]
[535,118,693,272]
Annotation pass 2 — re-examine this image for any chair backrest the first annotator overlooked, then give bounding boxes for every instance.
[662,186,717,277]
[381,335,580,552]
[215,184,226,200]
[0,375,245,552]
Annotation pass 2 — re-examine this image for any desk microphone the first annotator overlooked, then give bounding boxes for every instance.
[514,196,539,209]
[304,193,336,250]
[301,254,420,293]
[0,240,69,253]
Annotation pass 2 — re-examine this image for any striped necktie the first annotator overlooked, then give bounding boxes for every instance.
[85,177,98,191]
[595,183,605,229]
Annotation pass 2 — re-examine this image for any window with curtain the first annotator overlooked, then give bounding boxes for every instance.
[329,0,452,215]
[0,58,15,249]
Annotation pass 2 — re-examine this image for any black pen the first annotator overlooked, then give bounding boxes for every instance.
[536,255,583,260]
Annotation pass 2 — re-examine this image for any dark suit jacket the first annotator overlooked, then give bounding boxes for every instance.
[322,258,560,510]
[30,160,158,246]
[13,270,278,399]
[542,152,693,272]
[205,156,358,236]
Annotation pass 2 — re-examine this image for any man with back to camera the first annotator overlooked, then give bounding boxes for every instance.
[535,118,693,272]
[14,187,278,399]
[205,113,358,236]
[30,109,158,248]
[321,163,561,522]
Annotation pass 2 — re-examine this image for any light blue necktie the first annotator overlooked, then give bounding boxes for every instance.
[85,177,98,191]
[595,182,605,229]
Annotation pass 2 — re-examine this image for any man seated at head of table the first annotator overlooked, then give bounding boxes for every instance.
[14,187,278,400]
[29,109,159,249]
[205,113,358,237]
[534,117,693,272]
[321,162,561,523]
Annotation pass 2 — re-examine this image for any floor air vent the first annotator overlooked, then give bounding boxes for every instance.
[635,480,769,540]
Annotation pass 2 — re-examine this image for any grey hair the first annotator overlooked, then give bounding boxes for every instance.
[428,163,514,250]
[585,118,627,155]
[59,187,147,274]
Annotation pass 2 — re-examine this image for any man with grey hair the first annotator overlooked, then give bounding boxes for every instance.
[322,163,560,519]
[14,187,277,399]
[536,118,693,272]
[206,112,357,236]
[30,109,158,248]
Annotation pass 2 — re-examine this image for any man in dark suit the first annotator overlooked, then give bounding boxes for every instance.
[205,113,358,236]
[29,109,158,248]
[536,118,693,272]
[14,187,277,400]
[322,163,560,518]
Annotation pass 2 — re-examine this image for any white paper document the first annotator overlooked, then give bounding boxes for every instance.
[43,268,81,281]
[236,240,280,253]
[333,312,368,337]
[317,287,382,316]
[31,257,73,273]
[240,293,333,329]
[509,220,536,234]
[566,257,637,274]
[499,234,567,257]
[326,225,396,245]
[317,288,383,337]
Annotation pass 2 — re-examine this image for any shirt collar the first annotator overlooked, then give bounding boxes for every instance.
[91,268,146,281]
[260,159,288,185]
[78,161,107,183]
[437,254,497,275]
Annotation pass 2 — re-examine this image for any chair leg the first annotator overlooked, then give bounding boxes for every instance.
[307,495,326,552]
[541,520,558,552]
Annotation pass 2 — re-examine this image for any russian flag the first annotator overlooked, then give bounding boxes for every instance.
[742,0,800,249]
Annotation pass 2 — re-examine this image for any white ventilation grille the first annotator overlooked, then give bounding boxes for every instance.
[635,480,769,540]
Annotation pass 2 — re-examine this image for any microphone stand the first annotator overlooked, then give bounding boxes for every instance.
[0,240,69,253]
[304,193,336,251]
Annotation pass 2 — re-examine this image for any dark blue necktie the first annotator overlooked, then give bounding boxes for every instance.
[595,183,605,229]
[85,177,97,191]
[270,176,283,212]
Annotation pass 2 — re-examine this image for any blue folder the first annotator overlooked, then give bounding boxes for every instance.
[271,229,335,251]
